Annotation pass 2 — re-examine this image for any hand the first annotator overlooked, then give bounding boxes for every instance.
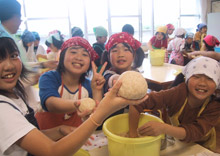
[99,80,149,115]
[43,60,58,69]
[137,121,165,136]
[91,61,107,91]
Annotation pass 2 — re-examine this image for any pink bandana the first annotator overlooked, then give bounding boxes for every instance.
[61,37,99,61]
[203,35,220,47]
[105,32,141,52]
[166,24,175,30]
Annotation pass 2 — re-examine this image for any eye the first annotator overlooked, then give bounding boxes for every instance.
[11,52,19,59]
[82,52,89,57]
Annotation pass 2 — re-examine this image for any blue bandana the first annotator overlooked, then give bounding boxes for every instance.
[21,30,35,43]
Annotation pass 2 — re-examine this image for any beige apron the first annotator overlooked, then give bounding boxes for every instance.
[170,98,216,151]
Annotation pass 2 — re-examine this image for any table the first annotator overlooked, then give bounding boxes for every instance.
[88,131,215,156]
[138,58,183,90]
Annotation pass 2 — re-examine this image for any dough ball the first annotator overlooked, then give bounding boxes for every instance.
[118,71,148,100]
[79,98,96,112]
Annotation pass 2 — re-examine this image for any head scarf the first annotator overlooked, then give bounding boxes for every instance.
[61,37,99,61]
[203,35,220,47]
[166,24,175,30]
[174,28,186,36]
[182,56,220,88]
[122,24,134,36]
[21,30,35,43]
[32,31,40,40]
[185,32,194,39]
[156,26,167,34]
[46,32,62,44]
[196,23,207,32]
[71,27,84,37]
[0,0,21,21]
[93,26,108,37]
[105,32,141,52]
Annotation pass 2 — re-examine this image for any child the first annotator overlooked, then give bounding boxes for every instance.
[147,26,168,51]
[129,56,220,151]
[37,31,64,61]
[101,32,145,119]
[17,30,36,62]
[122,24,135,36]
[0,32,147,155]
[193,23,207,50]
[71,26,84,37]
[184,32,194,52]
[35,37,107,130]
[93,26,108,67]
[166,24,175,42]
[168,28,186,66]
[32,31,46,58]
[201,35,220,51]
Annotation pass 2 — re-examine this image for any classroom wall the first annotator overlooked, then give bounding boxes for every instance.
[207,12,220,40]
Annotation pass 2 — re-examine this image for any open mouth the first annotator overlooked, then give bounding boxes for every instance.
[117,60,126,64]
[72,62,83,68]
[2,73,15,79]
[195,88,207,93]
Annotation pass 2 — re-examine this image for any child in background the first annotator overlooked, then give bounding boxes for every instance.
[17,30,36,62]
[147,26,168,51]
[168,28,186,66]
[166,24,175,42]
[201,35,220,51]
[193,23,207,50]
[122,24,135,36]
[129,56,220,151]
[35,37,106,130]
[37,31,64,61]
[93,26,108,68]
[71,26,84,37]
[32,31,46,58]
[0,32,148,156]
[184,32,194,52]
[101,32,145,121]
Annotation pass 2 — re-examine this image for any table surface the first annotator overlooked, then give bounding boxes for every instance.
[138,58,183,85]
[88,131,214,156]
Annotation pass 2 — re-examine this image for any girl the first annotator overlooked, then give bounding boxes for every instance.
[166,23,175,42]
[37,31,64,61]
[168,28,186,66]
[147,26,168,51]
[0,33,147,156]
[129,56,220,151]
[17,30,36,62]
[193,23,207,51]
[35,37,106,130]
[201,35,220,51]
[100,32,145,124]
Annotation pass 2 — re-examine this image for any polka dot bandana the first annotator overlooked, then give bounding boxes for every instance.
[105,32,141,52]
[61,37,99,61]
[182,56,220,88]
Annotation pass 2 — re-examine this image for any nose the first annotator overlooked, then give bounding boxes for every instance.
[198,76,207,86]
[3,58,15,71]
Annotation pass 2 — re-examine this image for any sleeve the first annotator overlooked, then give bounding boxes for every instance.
[39,71,61,111]
[36,45,46,55]
[134,83,187,115]
[150,36,156,43]
[180,100,220,143]
[0,102,35,154]
[167,40,173,51]
[82,79,93,98]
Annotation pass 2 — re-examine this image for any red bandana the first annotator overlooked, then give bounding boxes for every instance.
[203,35,220,47]
[105,32,141,52]
[61,37,99,61]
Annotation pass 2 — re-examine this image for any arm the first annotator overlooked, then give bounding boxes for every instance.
[147,41,154,51]
[187,51,220,61]
[16,81,149,156]
[129,105,140,137]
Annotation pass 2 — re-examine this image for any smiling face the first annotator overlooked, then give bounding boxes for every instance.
[187,74,216,101]
[0,51,22,92]
[109,43,134,74]
[155,32,164,40]
[63,46,91,76]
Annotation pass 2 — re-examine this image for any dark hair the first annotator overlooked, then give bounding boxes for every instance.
[122,24,134,36]
[71,27,84,37]
[45,36,64,49]
[0,0,21,22]
[169,73,185,88]
[101,42,144,70]
[0,37,30,102]
[203,40,215,51]
[56,48,92,83]
[155,32,166,40]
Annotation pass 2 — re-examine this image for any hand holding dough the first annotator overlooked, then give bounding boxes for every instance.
[78,98,96,113]
[118,71,148,100]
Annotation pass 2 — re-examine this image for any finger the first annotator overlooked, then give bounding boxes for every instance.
[91,61,97,75]
[99,62,107,75]
[109,80,122,95]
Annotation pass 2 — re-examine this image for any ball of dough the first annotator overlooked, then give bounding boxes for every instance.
[79,98,96,112]
[118,71,148,100]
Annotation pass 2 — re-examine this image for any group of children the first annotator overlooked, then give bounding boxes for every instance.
[1,0,220,155]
